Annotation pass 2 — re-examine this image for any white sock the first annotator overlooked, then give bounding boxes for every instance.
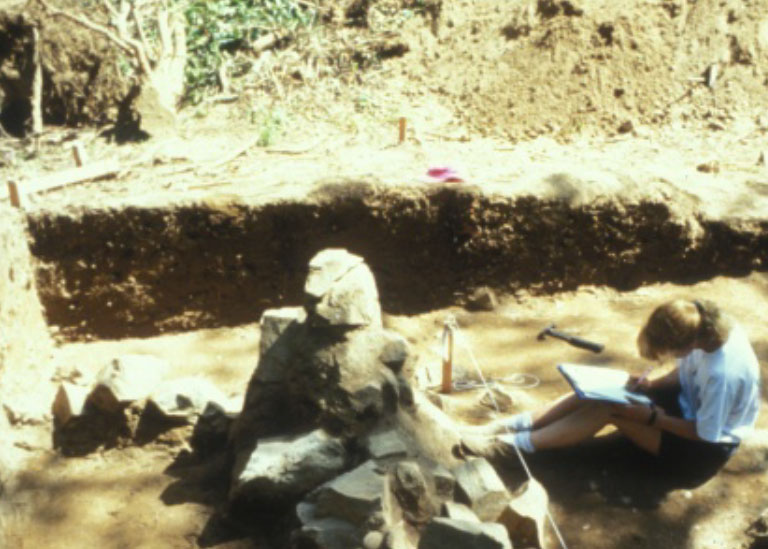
[500,411,533,432]
[498,430,536,453]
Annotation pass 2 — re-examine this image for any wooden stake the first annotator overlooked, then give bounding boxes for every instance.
[72,142,87,166]
[398,117,407,144]
[441,324,454,394]
[7,180,22,208]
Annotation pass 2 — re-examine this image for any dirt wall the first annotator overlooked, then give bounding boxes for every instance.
[0,205,51,496]
[25,184,768,341]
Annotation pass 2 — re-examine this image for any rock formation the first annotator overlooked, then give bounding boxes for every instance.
[228,248,549,548]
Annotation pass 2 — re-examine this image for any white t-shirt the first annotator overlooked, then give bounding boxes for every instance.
[677,324,761,444]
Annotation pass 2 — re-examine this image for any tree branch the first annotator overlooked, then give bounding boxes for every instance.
[36,0,153,77]
[130,0,155,63]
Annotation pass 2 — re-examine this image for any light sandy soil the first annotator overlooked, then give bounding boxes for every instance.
[2,0,768,547]
[2,274,767,549]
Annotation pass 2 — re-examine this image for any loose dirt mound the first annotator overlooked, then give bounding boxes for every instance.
[393,0,768,139]
[4,0,768,139]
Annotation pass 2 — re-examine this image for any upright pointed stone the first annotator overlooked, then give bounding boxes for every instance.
[304,249,381,328]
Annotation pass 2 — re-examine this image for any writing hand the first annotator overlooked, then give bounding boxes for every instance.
[626,367,653,392]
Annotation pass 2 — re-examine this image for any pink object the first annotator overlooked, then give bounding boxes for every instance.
[427,166,464,183]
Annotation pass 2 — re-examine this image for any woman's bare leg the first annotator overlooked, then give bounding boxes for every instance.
[530,392,587,429]
[478,392,586,436]
[529,402,613,450]
[611,418,662,455]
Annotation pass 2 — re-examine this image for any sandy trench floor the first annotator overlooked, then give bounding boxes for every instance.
[3,273,768,549]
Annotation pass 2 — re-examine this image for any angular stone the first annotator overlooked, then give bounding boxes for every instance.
[314,460,389,527]
[442,501,480,523]
[365,428,409,460]
[231,429,347,501]
[149,377,230,419]
[396,375,415,409]
[89,354,168,413]
[418,518,511,549]
[428,463,455,500]
[305,248,364,299]
[315,329,400,434]
[392,461,432,524]
[190,402,235,457]
[378,332,410,372]
[305,249,381,327]
[293,517,360,549]
[453,458,509,521]
[497,478,549,549]
[51,382,91,425]
[259,306,306,356]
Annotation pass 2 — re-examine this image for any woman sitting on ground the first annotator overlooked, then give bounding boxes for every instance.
[462,299,761,471]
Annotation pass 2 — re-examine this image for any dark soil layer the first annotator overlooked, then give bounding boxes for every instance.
[26,183,768,340]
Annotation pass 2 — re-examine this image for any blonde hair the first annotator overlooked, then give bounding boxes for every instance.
[637,299,731,360]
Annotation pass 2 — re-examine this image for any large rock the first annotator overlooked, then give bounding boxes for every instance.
[231,429,348,501]
[89,354,168,413]
[497,478,549,549]
[305,249,381,328]
[378,332,410,373]
[293,516,360,549]
[442,501,480,523]
[392,461,433,524]
[453,458,509,522]
[259,306,306,357]
[312,460,391,528]
[190,402,235,457]
[418,517,511,549]
[428,463,456,500]
[51,382,91,425]
[364,427,409,460]
[149,377,231,419]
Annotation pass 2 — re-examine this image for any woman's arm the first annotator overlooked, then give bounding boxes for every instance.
[654,409,700,440]
[647,367,680,391]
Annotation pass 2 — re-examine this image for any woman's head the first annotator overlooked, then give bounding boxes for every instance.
[637,299,730,360]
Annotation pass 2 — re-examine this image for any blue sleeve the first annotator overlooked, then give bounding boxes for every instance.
[695,375,730,443]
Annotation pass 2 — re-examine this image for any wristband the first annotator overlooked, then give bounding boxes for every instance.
[647,407,658,426]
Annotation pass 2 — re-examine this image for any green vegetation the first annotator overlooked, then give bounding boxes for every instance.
[182,0,317,104]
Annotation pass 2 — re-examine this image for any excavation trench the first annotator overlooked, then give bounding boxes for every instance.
[23,183,768,341]
[3,182,768,549]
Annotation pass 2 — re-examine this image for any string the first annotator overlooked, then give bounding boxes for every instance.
[444,314,570,549]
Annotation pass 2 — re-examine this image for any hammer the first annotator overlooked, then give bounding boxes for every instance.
[537,323,604,353]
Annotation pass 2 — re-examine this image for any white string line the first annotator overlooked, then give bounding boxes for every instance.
[431,331,541,391]
[444,315,570,549]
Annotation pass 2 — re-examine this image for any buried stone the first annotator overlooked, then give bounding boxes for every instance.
[453,458,510,522]
[231,428,348,502]
[304,248,382,328]
[89,354,169,413]
[418,517,511,549]
[309,460,391,528]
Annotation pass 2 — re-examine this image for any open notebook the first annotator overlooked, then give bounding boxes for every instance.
[557,363,652,406]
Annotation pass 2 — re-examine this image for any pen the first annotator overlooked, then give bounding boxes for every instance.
[632,366,654,390]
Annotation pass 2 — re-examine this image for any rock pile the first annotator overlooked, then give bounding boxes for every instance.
[51,353,234,454]
[227,248,549,549]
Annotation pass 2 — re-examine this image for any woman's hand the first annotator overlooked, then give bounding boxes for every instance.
[626,373,652,392]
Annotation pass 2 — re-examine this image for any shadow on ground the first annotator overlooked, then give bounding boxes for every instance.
[493,436,725,549]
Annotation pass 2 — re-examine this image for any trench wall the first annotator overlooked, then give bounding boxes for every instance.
[0,205,51,487]
[24,185,768,341]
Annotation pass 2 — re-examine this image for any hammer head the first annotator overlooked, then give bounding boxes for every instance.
[537,323,555,340]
